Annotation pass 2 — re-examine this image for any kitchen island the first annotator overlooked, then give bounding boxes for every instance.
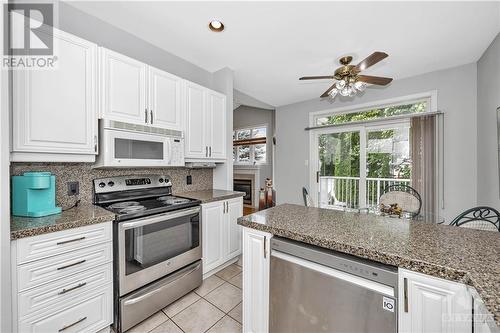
[237,204,500,333]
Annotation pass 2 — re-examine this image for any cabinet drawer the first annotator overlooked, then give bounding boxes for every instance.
[16,222,112,264]
[18,263,112,318]
[18,242,112,292]
[19,284,112,333]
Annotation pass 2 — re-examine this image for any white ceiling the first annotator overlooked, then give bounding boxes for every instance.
[70,1,500,107]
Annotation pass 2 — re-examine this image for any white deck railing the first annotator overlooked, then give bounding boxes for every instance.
[319,176,411,209]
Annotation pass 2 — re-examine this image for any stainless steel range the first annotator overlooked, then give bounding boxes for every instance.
[93,175,202,332]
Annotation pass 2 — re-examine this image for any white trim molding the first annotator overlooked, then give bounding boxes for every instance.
[307,91,441,220]
[308,90,438,128]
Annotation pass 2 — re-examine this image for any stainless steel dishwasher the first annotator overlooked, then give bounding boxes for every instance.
[270,237,398,333]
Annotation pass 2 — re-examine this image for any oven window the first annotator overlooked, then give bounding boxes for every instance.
[115,138,164,160]
[124,212,199,275]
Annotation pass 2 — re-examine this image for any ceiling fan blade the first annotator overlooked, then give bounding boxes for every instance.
[320,84,336,98]
[299,75,335,80]
[357,75,393,85]
[354,52,388,71]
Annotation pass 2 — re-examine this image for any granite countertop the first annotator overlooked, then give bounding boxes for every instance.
[238,204,500,326]
[175,189,245,204]
[11,204,115,240]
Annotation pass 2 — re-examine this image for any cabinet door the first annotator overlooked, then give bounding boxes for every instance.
[185,83,207,158]
[399,269,472,333]
[242,228,271,333]
[149,66,183,130]
[202,202,224,274]
[100,48,147,124]
[206,91,227,159]
[12,29,97,156]
[226,197,243,259]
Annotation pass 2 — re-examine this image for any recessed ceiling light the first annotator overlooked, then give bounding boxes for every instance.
[208,20,224,32]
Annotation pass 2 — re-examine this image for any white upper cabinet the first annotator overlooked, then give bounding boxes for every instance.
[185,82,207,158]
[100,48,148,125]
[185,82,227,160]
[399,268,472,333]
[12,28,98,162]
[207,91,227,160]
[100,48,184,131]
[148,67,183,130]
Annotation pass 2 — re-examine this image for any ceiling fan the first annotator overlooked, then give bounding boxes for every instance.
[299,52,393,99]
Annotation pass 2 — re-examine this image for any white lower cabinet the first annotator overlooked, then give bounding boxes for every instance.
[399,268,472,333]
[202,197,243,275]
[11,222,113,333]
[242,227,272,333]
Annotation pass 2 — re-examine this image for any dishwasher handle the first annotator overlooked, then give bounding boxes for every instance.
[272,250,395,297]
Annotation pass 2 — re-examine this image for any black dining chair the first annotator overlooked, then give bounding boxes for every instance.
[449,206,500,231]
[302,187,314,207]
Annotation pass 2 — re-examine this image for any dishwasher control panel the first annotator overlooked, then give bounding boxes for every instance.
[271,236,398,289]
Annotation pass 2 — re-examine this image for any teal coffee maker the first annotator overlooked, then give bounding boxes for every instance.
[12,172,62,217]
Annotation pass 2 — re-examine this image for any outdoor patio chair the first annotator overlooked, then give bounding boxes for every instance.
[379,184,422,218]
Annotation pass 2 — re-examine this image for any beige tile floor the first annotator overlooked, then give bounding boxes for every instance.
[127,261,243,333]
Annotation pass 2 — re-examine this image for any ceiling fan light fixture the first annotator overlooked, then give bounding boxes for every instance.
[354,81,367,92]
[335,80,345,90]
[329,88,338,98]
[208,20,224,32]
[340,87,350,97]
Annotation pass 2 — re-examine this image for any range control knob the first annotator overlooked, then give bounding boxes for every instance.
[98,182,106,188]
[108,181,115,187]
[159,178,164,183]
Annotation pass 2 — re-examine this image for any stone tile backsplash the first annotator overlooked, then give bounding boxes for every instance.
[10,163,213,209]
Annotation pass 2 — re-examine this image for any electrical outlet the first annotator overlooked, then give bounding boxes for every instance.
[67,181,79,196]
[186,175,192,185]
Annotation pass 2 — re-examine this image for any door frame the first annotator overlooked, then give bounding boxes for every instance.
[310,118,412,210]
[310,125,366,209]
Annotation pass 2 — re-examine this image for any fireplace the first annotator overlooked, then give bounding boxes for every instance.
[234,179,253,205]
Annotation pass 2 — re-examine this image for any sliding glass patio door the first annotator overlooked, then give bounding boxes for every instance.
[313,121,411,211]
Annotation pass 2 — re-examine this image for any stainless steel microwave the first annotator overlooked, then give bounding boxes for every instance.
[94,120,184,168]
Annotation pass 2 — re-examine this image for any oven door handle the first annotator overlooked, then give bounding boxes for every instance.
[120,207,200,230]
[123,261,202,305]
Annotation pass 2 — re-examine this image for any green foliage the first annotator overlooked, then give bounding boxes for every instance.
[317,101,427,126]
[317,102,423,207]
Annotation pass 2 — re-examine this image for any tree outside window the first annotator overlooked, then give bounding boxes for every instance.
[233,126,267,164]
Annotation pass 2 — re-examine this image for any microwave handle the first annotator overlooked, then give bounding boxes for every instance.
[120,207,200,230]
[168,139,173,164]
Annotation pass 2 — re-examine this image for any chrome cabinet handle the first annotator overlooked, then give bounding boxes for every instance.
[150,110,153,124]
[209,146,212,157]
[205,146,208,157]
[145,109,148,123]
[123,262,202,306]
[58,282,87,295]
[94,135,98,153]
[121,207,200,229]
[57,236,86,245]
[57,259,86,271]
[403,277,408,312]
[59,317,87,332]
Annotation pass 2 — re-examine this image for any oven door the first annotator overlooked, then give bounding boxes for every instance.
[102,128,170,167]
[117,207,201,296]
